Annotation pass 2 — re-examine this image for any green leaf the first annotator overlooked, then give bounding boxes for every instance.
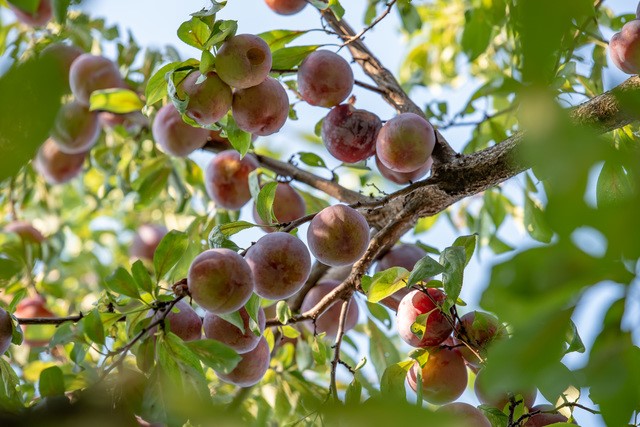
[451,234,478,267]
[258,29,307,50]
[225,115,252,157]
[345,379,362,405]
[132,260,154,295]
[367,319,400,380]
[153,230,189,280]
[461,8,494,61]
[204,19,238,48]
[256,181,278,224]
[105,267,141,299]
[565,320,585,354]
[271,45,320,69]
[397,1,421,34]
[244,294,261,336]
[478,405,509,427]
[0,258,21,283]
[366,301,392,330]
[298,152,327,168]
[367,267,409,303]
[328,0,345,20]
[216,311,245,335]
[177,17,212,49]
[209,220,255,249]
[185,339,241,374]
[596,161,635,208]
[145,60,198,106]
[0,358,23,412]
[524,193,554,243]
[380,360,413,400]
[276,301,292,325]
[52,0,70,23]
[200,50,215,74]
[407,256,445,287]
[440,246,465,311]
[81,308,105,346]
[38,366,65,397]
[9,314,23,347]
[89,88,144,114]
[7,0,39,13]
[157,333,210,401]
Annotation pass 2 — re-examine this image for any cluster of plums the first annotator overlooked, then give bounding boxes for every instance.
[609,3,640,75]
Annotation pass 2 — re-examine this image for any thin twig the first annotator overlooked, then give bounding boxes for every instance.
[340,0,397,47]
[329,299,350,401]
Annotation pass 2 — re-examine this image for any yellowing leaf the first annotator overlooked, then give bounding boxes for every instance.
[89,88,144,114]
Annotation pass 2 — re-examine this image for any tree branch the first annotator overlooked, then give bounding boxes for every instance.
[340,0,397,47]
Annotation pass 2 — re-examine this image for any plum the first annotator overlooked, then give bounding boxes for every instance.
[150,300,202,342]
[306,204,369,267]
[252,182,306,231]
[376,155,432,185]
[4,221,45,243]
[215,34,272,89]
[436,402,491,427]
[376,113,436,173]
[396,289,453,347]
[232,76,289,136]
[321,104,381,163]
[0,308,14,355]
[216,336,270,387]
[406,346,468,405]
[181,71,232,126]
[474,368,537,410]
[51,101,101,154]
[151,104,210,157]
[298,50,354,108]
[187,248,254,314]
[8,0,52,26]
[34,139,86,184]
[375,243,427,273]
[524,405,569,426]
[203,307,265,354]
[129,224,168,262]
[204,150,258,210]
[264,0,307,15]
[609,21,640,74]
[300,280,359,338]
[41,43,84,93]
[14,296,55,347]
[244,232,312,300]
[69,54,127,106]
[452,311,507,368]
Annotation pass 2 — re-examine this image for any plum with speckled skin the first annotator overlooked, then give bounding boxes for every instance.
[215,34,272,89]
[204,307,265,354]
[205,150,258,210]
[300,280,359,338]
[307,204,369,267]
[51,101,101,154]
[0,308,14,355]
[187,249,254,314]
[265,0,307,15]
[150,300,202,342]
[407,346,468,405]
[69,54,127,106]
[397,289,453,347]
[245,232,311,300]
[232,77,289,136]
[152,104,210,157]
[474,368,537,410]
[252,183,306,232]
[321,104,381,163]
[376,155,432,185]
[216,336,270,387]
[181,71,232,126]
[8,0,52,26]
[298,50,354,108]
[610,21,640,74]
[436,402,491,427]
[376,113,436,173]
[35,139,86,184]
[452,311,507,368]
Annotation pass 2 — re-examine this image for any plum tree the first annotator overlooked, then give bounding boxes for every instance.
[204,150,258,210]
[264,0,307,15]
[203,307,266,354]
[406,346,468,405]
[50,101,101,154]
[609,20,640,74]
[297,50,354,107]
[375,243,427,273]
[69,54,127,106]
[474,368,537,410]
[34,139,86,184]
[181,71,232,126]
[376,113,436,173]
[7,0,51,26]
[244,232,312,300]
[524,405,570,426]
[187,248,254,314]
[321,104,382,163]
[129,224,167,261]
[307,204,370,267]
[396,289,453,347]
[0,308,13,355]
[215,336,270,387]
[375,155,432,185]
[150,300,202,342]
[231,76,290,136]
[4,221,45,243]
[151,103,211,157]
[215,34,272,89]
[452,311,506,368]
[435,402,491,427]
[300,280,359,338]
[252,182,306,231]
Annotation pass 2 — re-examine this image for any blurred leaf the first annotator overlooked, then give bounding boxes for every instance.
[397,0,421,34]
[565,319,585,354]
[89,88,143,113]
[596,161,635,208]
[298,152,327,168]
[524,192,554,243]
[271,45,320,69]
[380,360,413,400]
[38,366,65,397]
[461,8,493,61]
[7,0,38,13]
[52,0,70,23]
[366,301,392,330]
[367,319,400,380]
[0,358,23,412]
[105,267,141,299]
[345,379,362,405]
[153,230,189,280]
[367,267,409,303]
[478,405,509,427]
[185,339,241,374]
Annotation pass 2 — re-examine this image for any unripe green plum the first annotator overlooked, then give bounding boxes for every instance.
[300,280,359,338]
[204,150,258,210]
[129,224,167,262]
[609,21,640,74]
[375,243,427,273]
[4,221,45,243]
[35,139,86,184]
[452,311,507,369]
[14,296,55,347]
[150,300,202,342]
[474,368,537,410]
[264,0,307,15]
[252,182,306,232]
[245,232,312,300]
[396,289,453,347]
[181,71,232,126]
[406,346,468,405]
[321,104,381,163]
[187,249,254,314]
[307,204,369,267]
[151,104,210,157]
[376,113,436,173]
[376,155,432,185]
[436,402,491,427]
[69,54,127,106]
[0,308,13,355]
[298,50,354,108]
[51,101,101,154]
[524,405,569,426]
[8,0,52,26]
[215,34,272,89]
[204,307,265,354]
[216,336,270,387]
[232,76,289,136]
